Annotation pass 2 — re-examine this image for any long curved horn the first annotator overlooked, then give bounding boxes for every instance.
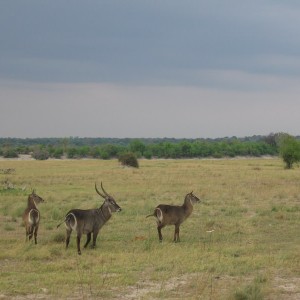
[95,182,106,198]
[101,182,110,196]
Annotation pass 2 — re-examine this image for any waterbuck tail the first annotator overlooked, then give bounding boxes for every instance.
[57,215,71,228]
[56,219,65,228]
[146,211,157,218]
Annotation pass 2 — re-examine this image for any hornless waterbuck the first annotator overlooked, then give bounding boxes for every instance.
[147,192,200,242]
[22,190,45,244]
[57,182,121,255]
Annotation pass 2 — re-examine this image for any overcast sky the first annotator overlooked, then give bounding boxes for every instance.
[1,1,300,139]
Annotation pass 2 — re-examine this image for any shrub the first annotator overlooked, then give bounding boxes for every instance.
[100,150,110,160]
[32,148,49,160]
[90,147,101,158]
[3,148,18,158]
[53,148,64,159]
[78,146,90,157]
[144,150,152,159]
[118,152,139,168]
[66,147,78,158]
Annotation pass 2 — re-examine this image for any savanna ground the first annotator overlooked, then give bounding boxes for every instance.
[0,158,299,299]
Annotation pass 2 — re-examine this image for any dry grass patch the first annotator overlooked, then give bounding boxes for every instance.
[0,158,299,299]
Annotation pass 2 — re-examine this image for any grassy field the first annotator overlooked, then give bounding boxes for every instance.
[0,158,299,299]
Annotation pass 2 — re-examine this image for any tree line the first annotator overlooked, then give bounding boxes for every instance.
[0,135,279,160]
[2,133,300,169]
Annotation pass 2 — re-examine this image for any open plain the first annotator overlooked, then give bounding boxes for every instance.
[0,158,299,299]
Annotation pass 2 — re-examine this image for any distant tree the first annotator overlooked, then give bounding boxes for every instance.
[279,135,300,169]
[264,133,278,147]
[129,140,146,157]
[179,141,192,157]
[78,146,90,157]
[264,132,287,151]
[66,147,78,159]
[101,144,120,157]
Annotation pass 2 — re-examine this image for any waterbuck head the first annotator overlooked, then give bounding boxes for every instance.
[185,191,201,206]
[28,189,45,206]
[95,182,122,212]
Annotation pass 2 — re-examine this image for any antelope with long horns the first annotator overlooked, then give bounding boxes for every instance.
[57,182,121,255]
[147,191,200,242]
[22,190,45,244]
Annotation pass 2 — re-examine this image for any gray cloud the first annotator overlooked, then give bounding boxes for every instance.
[1,1,300,138]
[1,1,300,87]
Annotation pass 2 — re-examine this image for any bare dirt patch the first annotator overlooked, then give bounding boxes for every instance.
[267,276,300,300]
[116,273,194,299]
[0,155,34,161]
[115,273,300,300]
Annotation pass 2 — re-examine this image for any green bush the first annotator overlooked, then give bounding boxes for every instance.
[279,135,300,169]
[118,152,139,168]
[66,147,78,158]
[53,148,64,159]
[3,148,18,158]
[144,150,152,159]
[100,150,110,160]
[90,147,101,158]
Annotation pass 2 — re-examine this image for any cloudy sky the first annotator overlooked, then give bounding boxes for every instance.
[1,1,300,138]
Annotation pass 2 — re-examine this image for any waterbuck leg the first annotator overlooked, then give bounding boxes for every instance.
[76,235,82,255]
[34,226,38,244]
[84,233,91,248]
[174,225,180,243]
[157,224,164,242]
[28,227,34,241]
[25,227,30,242]
[92,232,98,248]
[66,229,72,249]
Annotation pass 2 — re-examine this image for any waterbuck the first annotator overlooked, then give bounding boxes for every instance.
[57,182,121,255]
[147,191,200,242]
[22,190,45,244]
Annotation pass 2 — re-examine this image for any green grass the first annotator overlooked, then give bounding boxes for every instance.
[0,158,299,299]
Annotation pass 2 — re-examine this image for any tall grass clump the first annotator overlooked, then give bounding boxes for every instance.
[234,276,267,300]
